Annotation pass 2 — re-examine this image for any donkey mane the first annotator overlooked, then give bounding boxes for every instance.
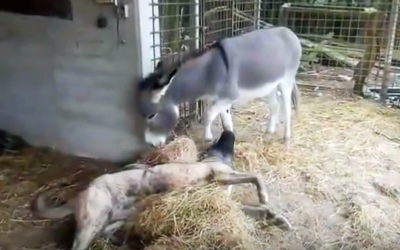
[138,40,229,92]
[161,40,230,72]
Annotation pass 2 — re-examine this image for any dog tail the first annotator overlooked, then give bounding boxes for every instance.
[31,193,75,219]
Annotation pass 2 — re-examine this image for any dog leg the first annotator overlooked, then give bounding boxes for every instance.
[72,226,102,250]
[226,185,233,197]
[102,220,126,244]
[241,204,292,231]
[108,208,138,246]
[122,163,150,170]
[213,172,269,204]
[72,204,112,250]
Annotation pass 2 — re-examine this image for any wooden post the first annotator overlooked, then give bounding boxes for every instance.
[352,10,378,96]
[279,3,289,27]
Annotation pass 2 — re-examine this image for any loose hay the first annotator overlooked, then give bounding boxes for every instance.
[226,95,400,249]
[126,184,259,250]
[139,136,198,165]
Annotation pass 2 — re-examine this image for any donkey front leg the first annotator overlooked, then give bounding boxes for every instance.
[220,107,235,199]
[241,204,292,230]
[204,101,232,142]
[219,107,234,132]
[213,171,269,204]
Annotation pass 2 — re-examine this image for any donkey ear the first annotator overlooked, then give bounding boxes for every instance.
[138,71,166,91]
[155,61,163,71]
[150,68,178,103]
[155,67,177,89]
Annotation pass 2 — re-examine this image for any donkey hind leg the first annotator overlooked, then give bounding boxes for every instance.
[204,101,232,142]
[264,89,281,143]
[213,171,269,204]
[278,77,295,148]
[241,204,292,231]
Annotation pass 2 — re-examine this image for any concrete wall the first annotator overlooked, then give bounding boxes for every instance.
[0,0,149,162]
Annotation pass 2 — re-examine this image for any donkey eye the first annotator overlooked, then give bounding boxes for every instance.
[147,113,156,120]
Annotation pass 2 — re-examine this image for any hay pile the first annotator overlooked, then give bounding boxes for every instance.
[226,94,400,249]
[139,136,198,165]
[126,184,259,250]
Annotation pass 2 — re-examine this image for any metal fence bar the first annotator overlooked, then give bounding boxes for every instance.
[254,0,261,30]
[381,0,399,103]
[136,0,161,76]
[273,1,398,105]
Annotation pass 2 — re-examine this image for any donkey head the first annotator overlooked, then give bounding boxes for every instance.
[136,62,180,147]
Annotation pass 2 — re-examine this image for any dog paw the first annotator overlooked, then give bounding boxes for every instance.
[275,215,292,231]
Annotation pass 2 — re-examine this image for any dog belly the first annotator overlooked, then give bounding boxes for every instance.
[149,164,210,191]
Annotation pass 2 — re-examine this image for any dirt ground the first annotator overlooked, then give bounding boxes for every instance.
[1,88,400,249]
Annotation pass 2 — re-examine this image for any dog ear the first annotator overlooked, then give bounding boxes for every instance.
[149,69,177,103]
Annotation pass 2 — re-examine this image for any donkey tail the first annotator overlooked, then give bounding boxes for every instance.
[291,83,300,118]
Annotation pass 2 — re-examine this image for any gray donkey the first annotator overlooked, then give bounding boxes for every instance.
[136,27,301,148]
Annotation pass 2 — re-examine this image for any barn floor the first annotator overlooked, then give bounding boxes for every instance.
[187,89,400,249]
[1,88,400,249]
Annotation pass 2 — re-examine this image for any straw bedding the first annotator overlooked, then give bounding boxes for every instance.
[126,184,259,250]
[131,92,400,250]
[228,93,400,249]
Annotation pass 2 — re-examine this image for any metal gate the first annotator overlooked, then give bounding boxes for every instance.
[150,0,262,123]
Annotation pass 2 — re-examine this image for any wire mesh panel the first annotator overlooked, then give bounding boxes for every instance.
[150,0,200,121]
[198,0,262,118]
[201,0,263,45]
[149,0,400,123]
[259,0,398,105]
